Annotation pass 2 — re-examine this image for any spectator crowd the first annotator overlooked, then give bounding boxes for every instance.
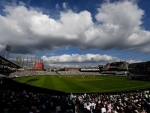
[9,70,102,78]
[0,83,150,113]
[0,70,148,113]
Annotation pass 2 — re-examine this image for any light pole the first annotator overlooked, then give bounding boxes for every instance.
[91,57,94,66]
[5,45,11,59]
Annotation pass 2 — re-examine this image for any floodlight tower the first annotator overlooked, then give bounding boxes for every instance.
[5,45,11,59]
[0,43,7,51]
[91,57,94,66]
[0,43,11,59]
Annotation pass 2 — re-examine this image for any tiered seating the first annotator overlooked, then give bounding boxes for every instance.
[9,70,102,78]
[0,85,150,113]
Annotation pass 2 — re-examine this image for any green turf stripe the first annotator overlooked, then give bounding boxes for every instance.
[49,75,73,92]
[42,76,56,90]
[14,76,46,88]
[80,76,105,88]
[75,76,106,92]
[59,76,88,93]
[101,84,150,92]
[30,76,46,87]
[14,76,38,83]
[13,75,150,93]
[60,76,100,93]
[23,76,43,86]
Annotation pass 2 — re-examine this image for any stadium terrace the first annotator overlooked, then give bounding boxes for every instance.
[0,55,150,113]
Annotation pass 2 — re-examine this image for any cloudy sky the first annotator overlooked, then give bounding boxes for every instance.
[0,0,150,67]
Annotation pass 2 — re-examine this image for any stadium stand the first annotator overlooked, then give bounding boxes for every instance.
[0,83,150,113]
[0,55,21,76]
[1,56,150,113]
[0,55,21,68]
[128,61,150,80]
[79,66,100,72]
[101,61,128,75]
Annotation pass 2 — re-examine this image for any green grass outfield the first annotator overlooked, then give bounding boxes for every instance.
[13,75,150,93]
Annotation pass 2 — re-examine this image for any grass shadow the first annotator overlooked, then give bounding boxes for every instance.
[25,78,39,84]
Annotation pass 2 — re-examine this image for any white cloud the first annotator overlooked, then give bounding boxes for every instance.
[0,0,150,55]
[62,2,67,9]
[103,0,110,3]
[127,59,142,64]
[42,54,120,63]
[55,4,59,9]
[45,63,80,68]
[41,53,143,67]
[41,53,120,67]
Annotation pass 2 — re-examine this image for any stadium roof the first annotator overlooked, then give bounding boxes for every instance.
[0,74,9,79]
[0,56,21,68]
